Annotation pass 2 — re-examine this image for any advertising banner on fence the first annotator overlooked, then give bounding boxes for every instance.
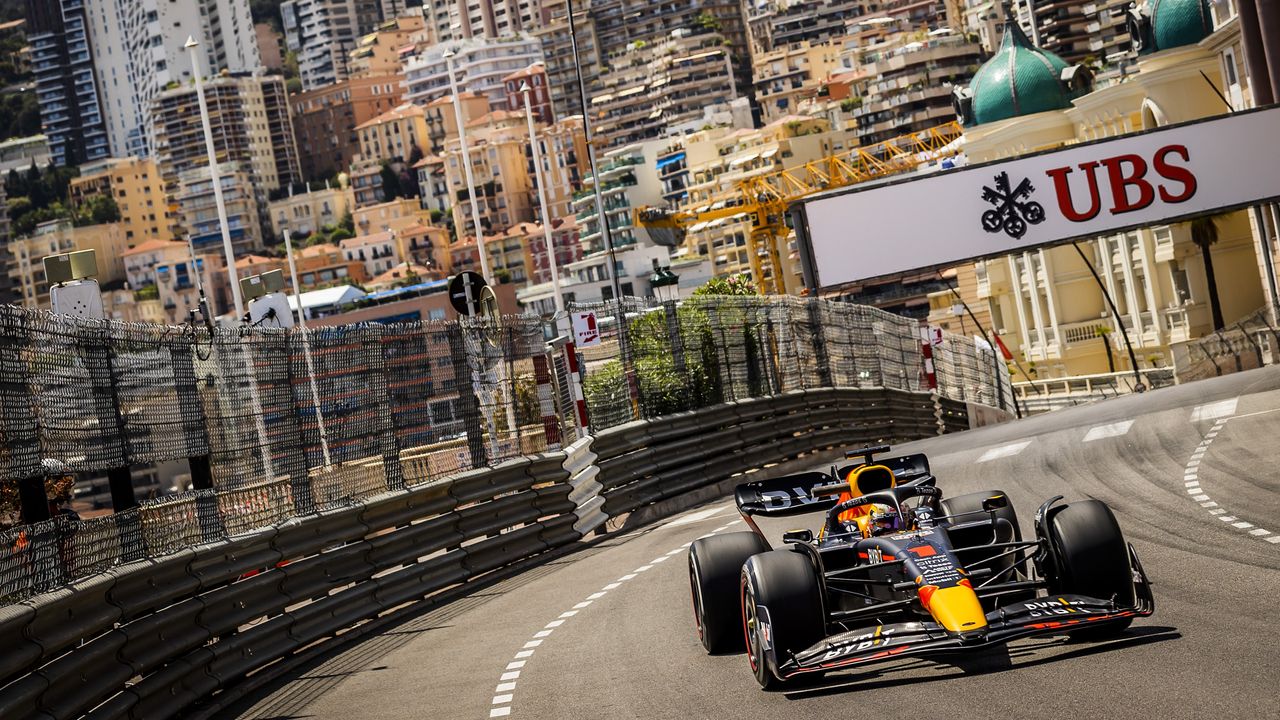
[794,106,1280,289]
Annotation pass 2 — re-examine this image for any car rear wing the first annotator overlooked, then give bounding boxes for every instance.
[734,471,841,517]
[837,452,931,483]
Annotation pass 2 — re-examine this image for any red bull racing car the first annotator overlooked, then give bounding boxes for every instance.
[687,445,1154,689]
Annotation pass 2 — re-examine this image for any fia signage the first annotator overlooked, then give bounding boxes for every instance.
[796,106,1280,289]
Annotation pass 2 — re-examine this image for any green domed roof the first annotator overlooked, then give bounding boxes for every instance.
[1150,0,1212,51]
[968,20,1075,125]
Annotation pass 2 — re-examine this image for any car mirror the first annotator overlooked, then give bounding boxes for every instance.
[782,529,814,545]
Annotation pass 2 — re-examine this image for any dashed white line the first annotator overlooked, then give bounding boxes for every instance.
[484,516,741,717]
[1083,420,1134,442]
[1180,411,1275,547]
[665,506,726,527]
[977,440,1032,463]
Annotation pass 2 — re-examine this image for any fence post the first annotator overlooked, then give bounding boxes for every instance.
[168,332,225,542]
[362,324,404,492]
[448,323,488,469]
[807,299,832,388]
[264,330,314,516]
[0,307,47,523]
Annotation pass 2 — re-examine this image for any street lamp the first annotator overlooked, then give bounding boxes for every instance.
[443,47,491,282]
[184,36,244,320]
[648,257,680,303]
[281,217,332,468]
[520,80,566,317]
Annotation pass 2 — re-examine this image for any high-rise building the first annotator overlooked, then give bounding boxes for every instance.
[348,12,426,78]
[418,0,542,41]
[87,0,261,157]
[176,163,266,255]
[528,0,599,120]
[151,73,301,199]
[289,75,405,181]
[69,157,171,244]
[151,73,299,247]
[752,40,842,124]
[25,0,111,166]
[281,0,360,91]
[403,35,545,111]
[590,29,741,149]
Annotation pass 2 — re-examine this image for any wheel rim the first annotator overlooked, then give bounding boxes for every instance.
[689,561,705,641]
[742,580,761,672]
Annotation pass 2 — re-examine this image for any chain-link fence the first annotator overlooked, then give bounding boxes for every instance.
[569,295,1012,433]
[0,294,1012,604]
[0,303,561,603]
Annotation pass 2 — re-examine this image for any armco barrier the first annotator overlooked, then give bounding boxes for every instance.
[0,388,1007,720]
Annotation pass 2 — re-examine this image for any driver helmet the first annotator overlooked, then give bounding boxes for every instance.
[867,505,904,536]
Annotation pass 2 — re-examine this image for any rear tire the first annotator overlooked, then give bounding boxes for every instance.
[1047,499,1135,639]
[741,550,824,689]
[688,531,769,653]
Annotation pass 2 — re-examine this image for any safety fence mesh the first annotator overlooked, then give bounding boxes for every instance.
[569,295,1012,432]
[0,294,1010,604]
[1173,306,1280,383]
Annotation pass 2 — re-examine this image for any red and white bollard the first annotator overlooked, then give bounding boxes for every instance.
[563,340,589,435]
[919,324,939,391]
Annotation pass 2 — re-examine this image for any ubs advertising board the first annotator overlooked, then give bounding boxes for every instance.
[790,105,1280,290]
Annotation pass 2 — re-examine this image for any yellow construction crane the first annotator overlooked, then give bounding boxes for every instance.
[635,121,966,294]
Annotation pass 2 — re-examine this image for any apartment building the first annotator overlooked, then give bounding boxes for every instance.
[294,242,371,288]
[340,230,402,277]
[1030,0,1130,68]
[590,30,741,149]
[87,0,260,157]
[282,0,361,91]
[26,0,110,166]
[69,157,170,244]
[124,239,190,289]
[848,33,984,146]
[422,92,489,155]
[8,220,129,308]
[752,41,842,124]
[418,0,540,42]
[403,35,545,111]
[442,110,536,239]
[151,73,301,200]
[502,63,554,124]
[289,75,404,180]
[356,102,431,164]
[176,163,265,256]
[0,180,13,305]
[348,13,426,77]
[529,0,599,120]
[268,183,355,237]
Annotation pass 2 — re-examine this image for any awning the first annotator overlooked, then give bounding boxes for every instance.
[592,93,614,104]
[688,221,709,233]
[656,151,686,169]
[617,85,645,98]
[761,147,779,159]
[730,152,759,167]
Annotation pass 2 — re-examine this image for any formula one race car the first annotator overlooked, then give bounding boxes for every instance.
[687,445,1154,689]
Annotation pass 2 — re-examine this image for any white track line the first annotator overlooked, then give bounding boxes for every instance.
[1083,420,1134,442]
[483,523,737,717]
[1181,412,1275,546]
[977,440,1032,463]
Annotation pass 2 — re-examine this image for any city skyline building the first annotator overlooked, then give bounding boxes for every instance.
[282,0,361,91]
[25,0,111,166]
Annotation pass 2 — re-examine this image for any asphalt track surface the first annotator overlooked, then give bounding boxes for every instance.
[219,366,1280,720]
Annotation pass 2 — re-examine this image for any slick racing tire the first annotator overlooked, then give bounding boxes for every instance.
[689,531,769,653]
[942,490,1028,606]
[1047,499,1136,639]
[741,550,824,690]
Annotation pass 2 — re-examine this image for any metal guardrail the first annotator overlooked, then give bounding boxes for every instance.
[0,385,1008,720]
[1013,368,1177,414]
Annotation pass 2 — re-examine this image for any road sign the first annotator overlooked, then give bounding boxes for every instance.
[572,311,601,347]
[449,271,487,317]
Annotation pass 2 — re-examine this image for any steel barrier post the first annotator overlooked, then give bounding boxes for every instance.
[363,325,404,491]
[449,323,489,469]
[0,308,47,523]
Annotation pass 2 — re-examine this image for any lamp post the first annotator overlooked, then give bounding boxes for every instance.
[184,36,244,320]
[648,258,680,303]
[521,81,566,317]
[444,48,491,282]
[281,218,332,468]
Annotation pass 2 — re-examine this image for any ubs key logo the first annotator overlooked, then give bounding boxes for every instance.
[980,171,1045,239]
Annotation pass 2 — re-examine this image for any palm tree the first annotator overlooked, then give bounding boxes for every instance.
[1189,214,1225,331]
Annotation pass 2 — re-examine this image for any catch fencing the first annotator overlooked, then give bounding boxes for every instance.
[570,295,1014,432]
[0,295,1011,606]
[1172,307,1280,382]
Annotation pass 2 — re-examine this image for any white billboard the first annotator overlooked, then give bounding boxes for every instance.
[794,106,1280,289]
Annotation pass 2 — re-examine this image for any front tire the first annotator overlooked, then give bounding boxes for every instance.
[688,531,769,653]
[1047,499,1136,639]
[741,550,824,689]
